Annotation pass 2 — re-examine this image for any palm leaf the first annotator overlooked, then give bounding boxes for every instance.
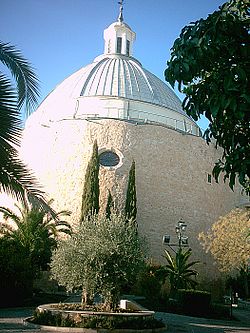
[0,206,20,224]
[0,41,40,116]
[0,221,16,235]
[0,74,21,146]
[0,150,45,205]
[0,44,57,216]
[163,248,199,292]
[184,261,200,270]
[56,227,71,235]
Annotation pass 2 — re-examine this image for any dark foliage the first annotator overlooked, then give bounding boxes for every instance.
[134,263,166,304]
[0,202,71,271]
[0,237,34,307]
[163,248,199,295]
[125,160,137,222]
[226,271,250,300]
[105,189,114,219]
[0,41,56,213]
[176,289,211,315]
[165,0,250,192]
[80,140,99,219]
[32,308,165,329]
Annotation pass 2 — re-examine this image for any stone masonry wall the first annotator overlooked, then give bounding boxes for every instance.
[20,118,247,282]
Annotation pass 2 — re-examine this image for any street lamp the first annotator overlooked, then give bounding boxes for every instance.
[162,219,189,252]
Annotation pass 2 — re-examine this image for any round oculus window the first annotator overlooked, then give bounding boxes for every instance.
[99,151,120,167]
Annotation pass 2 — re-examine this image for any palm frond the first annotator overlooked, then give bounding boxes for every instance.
[183,270,199,277]
[0,42,57,217]
[184,261,200,270]
[0,146,56,217]
[0,221,16,235]
[163,249,175,265]
[56,227,71,235]
[0,74,21,146]
[0,41,40,116]
[0,206,20,224]
[0,150,44,204]
[54,219,71,228]
[163,248,199,292]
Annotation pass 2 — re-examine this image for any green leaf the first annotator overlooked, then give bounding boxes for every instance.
[240,93,250,103]
[183,62,190,72]
[0,41,40,116]
[229,172,236,190]
[210,99,220,117]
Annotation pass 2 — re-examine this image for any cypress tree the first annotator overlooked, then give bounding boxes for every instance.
[105,190,114,219]
[125,160,137,222]
[80,140,99,220]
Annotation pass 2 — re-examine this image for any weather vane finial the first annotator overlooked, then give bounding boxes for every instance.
[118,0,124,22]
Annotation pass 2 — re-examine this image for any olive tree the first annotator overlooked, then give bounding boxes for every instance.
[50,213,146,310]
[165,0,250,192]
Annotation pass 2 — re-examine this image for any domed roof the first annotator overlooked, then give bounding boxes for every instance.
[80,54,184,113]
[32,54,186,123]
[29,13,200,136]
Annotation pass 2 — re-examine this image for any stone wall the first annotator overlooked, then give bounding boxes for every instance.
[20,118,248,282]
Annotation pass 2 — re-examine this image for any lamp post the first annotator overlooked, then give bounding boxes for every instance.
[162,219,188,252]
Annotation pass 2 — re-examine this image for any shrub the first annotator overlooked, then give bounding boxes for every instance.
[135,264,161,301]
[176,289,211,315]
[134,263,166,304]
[0,237,34,307]
[210,303,231,319]
[33,309,165,329]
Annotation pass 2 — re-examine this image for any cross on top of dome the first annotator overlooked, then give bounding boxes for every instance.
[118,0,124,22]
[103,1,135,57]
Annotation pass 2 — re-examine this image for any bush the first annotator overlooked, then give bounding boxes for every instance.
[134,264,164,301]
[133,263,167,310]
[0,237,34,307]
[210,303,231,319]
[176,289,211,315]
[33,309,165,329]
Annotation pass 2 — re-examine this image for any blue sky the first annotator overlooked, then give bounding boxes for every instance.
[1,0,225,130]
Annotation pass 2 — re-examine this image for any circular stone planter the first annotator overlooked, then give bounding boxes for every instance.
[24,302,166,332]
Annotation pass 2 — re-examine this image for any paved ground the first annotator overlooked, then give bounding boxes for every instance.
[0,306,250,333]
[156,308,250,333]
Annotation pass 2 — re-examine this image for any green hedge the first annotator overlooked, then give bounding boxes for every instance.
[176,289,211,315]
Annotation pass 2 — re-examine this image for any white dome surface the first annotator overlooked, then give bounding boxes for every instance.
[34,54,184,121]
[80,55,184,113]
[28,17,200,137]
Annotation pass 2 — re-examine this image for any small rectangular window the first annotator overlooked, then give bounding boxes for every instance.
[207,173,212,184]
[116,37,122,54]
[126,40,130,56]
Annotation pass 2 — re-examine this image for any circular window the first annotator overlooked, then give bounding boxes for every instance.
[99,151,120,167]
